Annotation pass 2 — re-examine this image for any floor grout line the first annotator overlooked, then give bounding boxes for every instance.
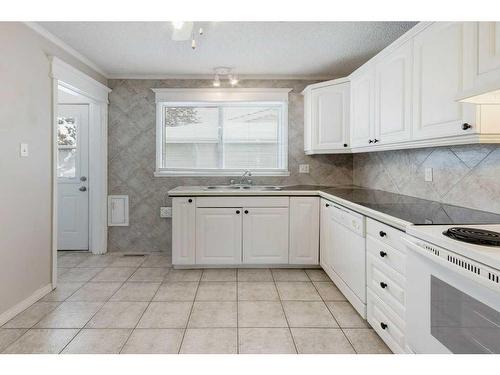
[272,269,299,354]
[176,274,201,354]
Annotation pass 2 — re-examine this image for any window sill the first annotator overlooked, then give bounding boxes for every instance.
[154,170,291,177]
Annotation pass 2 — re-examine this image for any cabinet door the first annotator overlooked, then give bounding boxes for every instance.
[319,199,333,272]
[196,207,242,265]
[311,83,350,151]
[172,197,196,265]
[289,197,319,265]
[463,22,500,98]
[350,69,375,148]
[412,22,476,139]
[243,207,289,264]
[375,41,412,144]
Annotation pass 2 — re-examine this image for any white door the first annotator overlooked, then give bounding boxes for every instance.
[311,83,350,151]
[289,197,319,265]
[57,104,89,250]
[196,207,242,264]
[350,68,375,148]
[412,22,476,139]
[242,207,289,264]
[375,40,413,144]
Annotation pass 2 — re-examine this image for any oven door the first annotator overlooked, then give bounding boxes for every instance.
[405,238,500,354]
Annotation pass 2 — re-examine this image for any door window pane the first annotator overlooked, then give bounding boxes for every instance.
[57,117,77,178]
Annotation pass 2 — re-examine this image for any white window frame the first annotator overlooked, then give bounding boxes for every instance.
[153,88,291,177]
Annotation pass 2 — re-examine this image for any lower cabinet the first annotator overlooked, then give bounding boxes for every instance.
[242,207,289,264]
[196,207,242,265]
[172,196,320,267]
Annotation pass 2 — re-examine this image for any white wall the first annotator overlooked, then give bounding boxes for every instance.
[0,22,106,320]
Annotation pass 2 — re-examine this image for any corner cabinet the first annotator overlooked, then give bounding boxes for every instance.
[303,79,350,154]
[172,196,320,267]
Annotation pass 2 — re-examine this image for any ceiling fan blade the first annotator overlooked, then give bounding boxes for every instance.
[171,22,194,41]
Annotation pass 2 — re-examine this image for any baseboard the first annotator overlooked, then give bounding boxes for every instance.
[0,283,53,326]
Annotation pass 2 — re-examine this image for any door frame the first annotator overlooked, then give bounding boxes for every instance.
[50,57,111,287]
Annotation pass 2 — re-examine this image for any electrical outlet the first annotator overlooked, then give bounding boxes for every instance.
[299,164,310,174]
[425,167,433,182]
[160,207,172,218]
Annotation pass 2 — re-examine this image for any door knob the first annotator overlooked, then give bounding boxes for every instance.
[79,186,87,192]
[80,176,87,182]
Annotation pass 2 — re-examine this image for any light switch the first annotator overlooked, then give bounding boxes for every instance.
[425,167,433,182]
[299,164,310,174]
[20,143,29,157]
[160,207,172,218]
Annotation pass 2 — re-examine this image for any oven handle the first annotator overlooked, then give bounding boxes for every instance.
[402,236,500,293]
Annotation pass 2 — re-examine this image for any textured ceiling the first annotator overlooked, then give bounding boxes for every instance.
[38,21,417,78]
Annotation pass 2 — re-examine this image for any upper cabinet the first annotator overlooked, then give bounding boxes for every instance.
[460,22,500,103]
[412,22,476,139]
[303,22,500,155]
[350,66,375,148]
[375,40,412,144]
[303,78,350,154]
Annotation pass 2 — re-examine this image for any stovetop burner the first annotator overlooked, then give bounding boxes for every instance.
[443,227,500,246]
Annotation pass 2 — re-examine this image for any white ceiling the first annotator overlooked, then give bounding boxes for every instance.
[37,21,417,79]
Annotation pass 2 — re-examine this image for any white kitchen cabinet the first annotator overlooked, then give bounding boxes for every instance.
[196,207,242,265]
[460,22,500,103]
[412,22,476,139]
[374,40,413,144]
[289,197,319,265]
[350,67,375,148]
[172,197,196,265]
[303,78,350,154]
[243,207,289,264]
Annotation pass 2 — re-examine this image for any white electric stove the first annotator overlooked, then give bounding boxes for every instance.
[403,224,500,354]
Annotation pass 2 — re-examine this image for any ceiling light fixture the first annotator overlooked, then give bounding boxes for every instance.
[213,67,239,87]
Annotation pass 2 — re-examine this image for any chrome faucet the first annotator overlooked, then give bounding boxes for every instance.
[230,170,253,186]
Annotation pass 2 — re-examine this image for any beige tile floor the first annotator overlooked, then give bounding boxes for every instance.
[0,252,391,354]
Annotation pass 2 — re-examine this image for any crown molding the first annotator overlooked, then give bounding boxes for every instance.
[24,22,109,78]
[107,73,336,81]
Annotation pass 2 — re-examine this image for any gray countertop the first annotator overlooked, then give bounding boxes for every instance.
[169,185,500,230]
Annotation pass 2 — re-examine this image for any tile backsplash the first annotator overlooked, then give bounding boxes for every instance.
[107,79,353,253]
[353,144,500,215]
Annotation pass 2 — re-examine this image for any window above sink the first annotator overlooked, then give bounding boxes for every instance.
[153,88,291,177]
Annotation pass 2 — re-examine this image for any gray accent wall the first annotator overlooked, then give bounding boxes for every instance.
[107,79,353,253]
[353,145,500,214]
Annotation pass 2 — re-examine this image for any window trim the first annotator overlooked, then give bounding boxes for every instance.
[153,88,291,177]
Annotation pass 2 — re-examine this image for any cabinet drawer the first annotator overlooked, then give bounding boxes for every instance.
[367,235,406,275]
[367,254,406,318]
[196,196,289,208]
[367,289,406,354]
[366,218,405,251]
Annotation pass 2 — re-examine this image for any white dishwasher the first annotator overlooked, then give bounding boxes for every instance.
[322,201,366,317]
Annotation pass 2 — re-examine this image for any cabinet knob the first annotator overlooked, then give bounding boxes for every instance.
[373,139,380,143]
[325,203,330,207]
[380,282,388,289]
[379,231,387,237]
[236,210,240,214]
[368,139,373,144]
[188,198,193,203]
[380,322,388,330]
[379,251,387,258]
[462,123,472,130]
[343,143,348,147]
[244,210,249,214]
